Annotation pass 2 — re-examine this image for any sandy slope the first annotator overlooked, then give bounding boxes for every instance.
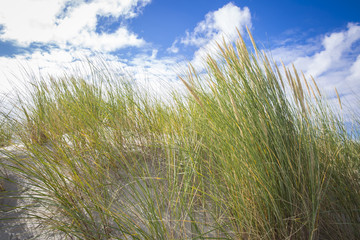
[0,144,64,240]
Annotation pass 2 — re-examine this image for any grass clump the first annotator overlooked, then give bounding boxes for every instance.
[0,30,359,239]
[178,30,360,239]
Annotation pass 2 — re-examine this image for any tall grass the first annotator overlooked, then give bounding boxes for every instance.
[178,30,360,239]
[0,95,13,147]
[1,30,359,239]
[0,94,13,193]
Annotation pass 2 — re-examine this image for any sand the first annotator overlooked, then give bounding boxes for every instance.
[0,144,64,240]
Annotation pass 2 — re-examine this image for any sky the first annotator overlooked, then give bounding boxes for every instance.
[0,0,360,116]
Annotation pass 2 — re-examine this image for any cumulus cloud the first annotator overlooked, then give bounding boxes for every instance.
[177,3,252,69]
[0,0,149,51]
[181,2,251,47]
[0,1,252,97]
[0,0,187,100]
[272,23,360,88]
[291,23,360,79]
[271,23,360,117]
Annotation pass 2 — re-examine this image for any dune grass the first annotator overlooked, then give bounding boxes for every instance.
[0,96,13,148]
[1,30,359,239]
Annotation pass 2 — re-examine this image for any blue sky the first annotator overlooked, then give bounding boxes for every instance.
[0,0,360,115]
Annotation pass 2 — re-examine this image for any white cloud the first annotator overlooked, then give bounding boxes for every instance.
[181,3,251,47]
[71,27,145,51]
[0,45,186,102]
[291,24,360,79]
[348,55,360,82]
[126,51,188,99]
[178,3,252,69]
[271,23,360,118]
[167,40,179,54]
[0,2,252,99]
[269,42,321,66]
[273,23,360,89]
[0,0,150,51]
[0,0,186,101]
[0,48,89,94]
